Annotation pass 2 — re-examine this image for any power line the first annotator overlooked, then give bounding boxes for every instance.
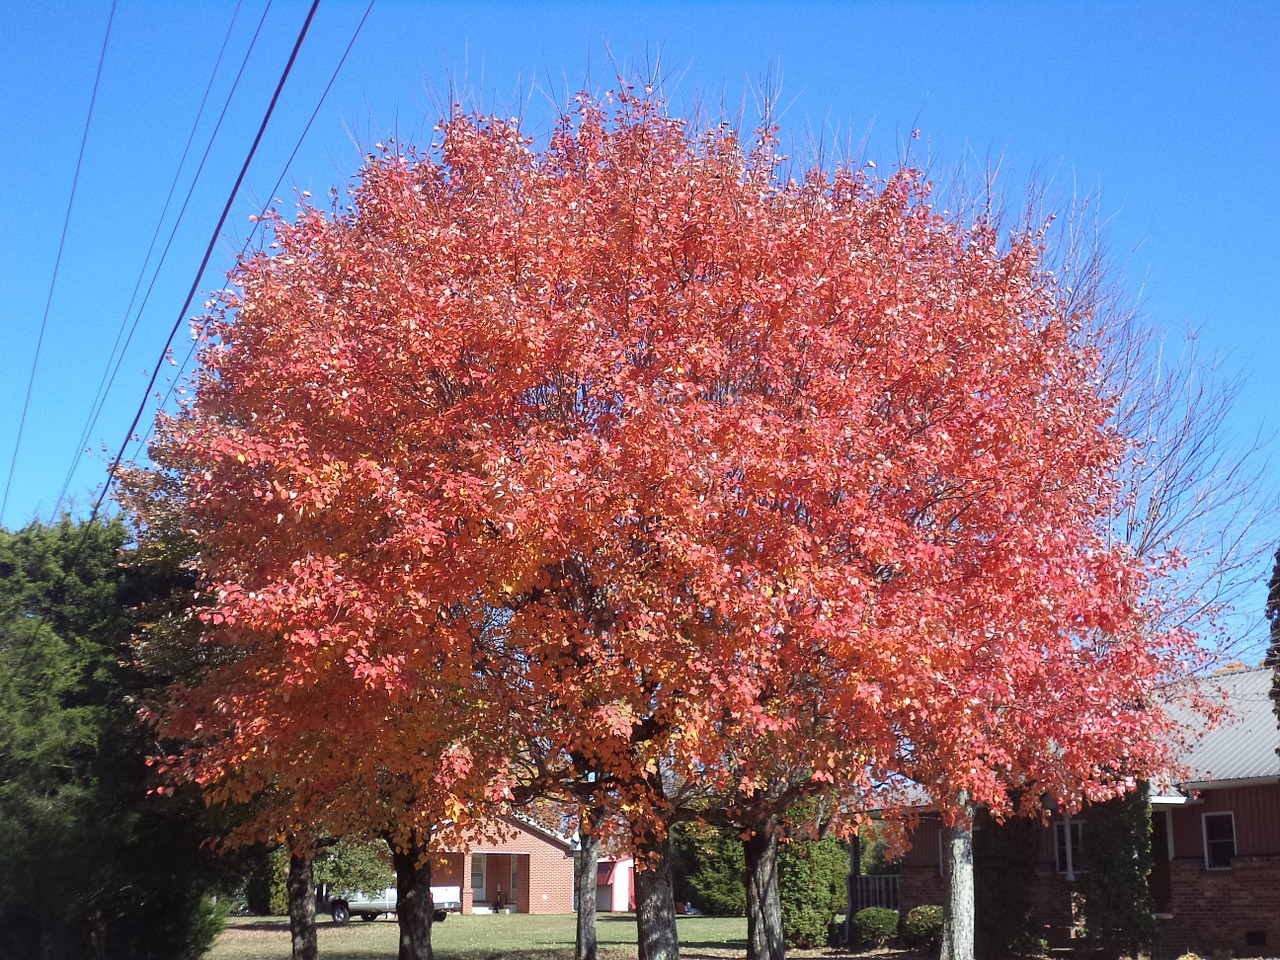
[141,0,377,457]
[1,0,118,527]
[85,0,324,530]
[55,0,268,514]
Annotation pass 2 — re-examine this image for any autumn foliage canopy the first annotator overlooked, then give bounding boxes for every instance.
[137,92,1195,854]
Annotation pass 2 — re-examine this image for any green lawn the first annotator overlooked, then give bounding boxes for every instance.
[208,913,775,960]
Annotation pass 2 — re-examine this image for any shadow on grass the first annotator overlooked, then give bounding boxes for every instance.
[230,919,294,932]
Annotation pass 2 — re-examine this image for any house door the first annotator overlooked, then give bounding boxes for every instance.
[1150,810,1172,914]
[471,854,487,904]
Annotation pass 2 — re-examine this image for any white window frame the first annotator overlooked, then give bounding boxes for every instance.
[1054,815,1083,880]
[1201,811,1236,870]
[471,853,487,898]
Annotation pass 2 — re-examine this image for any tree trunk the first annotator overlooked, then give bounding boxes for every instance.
[576,822,602,960]
[940,812,975,960]
[287,851,318,960]
[392,831,435,960]
[744,821,786,960]
[634,833,680,960]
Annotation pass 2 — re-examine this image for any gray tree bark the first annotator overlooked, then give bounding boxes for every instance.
[391,832,435,960]
[744,822,786,960]
[940,812,975,960]
[286,851,318,960]
[576,822,602,960]
[635,833,680,960]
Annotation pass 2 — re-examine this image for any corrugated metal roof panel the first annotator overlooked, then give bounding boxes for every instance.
[1177,667,1279,785]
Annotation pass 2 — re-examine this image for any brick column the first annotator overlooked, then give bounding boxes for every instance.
[462,853,474,915]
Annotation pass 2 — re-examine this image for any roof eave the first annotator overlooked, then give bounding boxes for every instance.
[1180,775,1280,791]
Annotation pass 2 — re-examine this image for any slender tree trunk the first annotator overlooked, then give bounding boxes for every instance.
[392,831,435,960]
[287,851,318,960]
[576,818,602,960]
[634,833,680,960]
[744,820,786,960]
[940,807,975,960]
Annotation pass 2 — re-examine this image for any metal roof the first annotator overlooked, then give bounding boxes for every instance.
[1176,667,1280,787]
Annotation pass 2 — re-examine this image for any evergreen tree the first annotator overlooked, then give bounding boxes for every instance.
[777,835,848,949]
[972,811,1037,959]
[1076,784,1156,960]
[671,823,746,916]
[0,517,223,960]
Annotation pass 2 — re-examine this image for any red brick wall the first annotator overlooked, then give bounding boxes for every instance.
[898,860,1077,946]
[889,785,1280,954]
[1025,864,1076,947]
[432,821,576,915]
[898,865,945,915]
[434,852,464,887]
[523,838,575,913]
[1160,855,1280,955]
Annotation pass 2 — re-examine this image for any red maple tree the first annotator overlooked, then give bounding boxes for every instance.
[135,91,1195,960]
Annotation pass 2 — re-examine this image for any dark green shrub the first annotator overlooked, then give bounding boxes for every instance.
[858,819,901,875]
[268,847,289,915]
[315,838,395,895]
[974,809,1038,958]
[779,835,849,947]
[854,906,900,948]
[1076,784,1156,960]
[784,901,835,950]
[671,822,747,916]
[902,904,944,951]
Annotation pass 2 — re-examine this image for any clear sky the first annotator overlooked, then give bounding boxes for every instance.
[2,1,1277,644]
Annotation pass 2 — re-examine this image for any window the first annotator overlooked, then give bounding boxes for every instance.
[471,854,487,897]
[1202,812,1235,870]
[1055,819,1082,878]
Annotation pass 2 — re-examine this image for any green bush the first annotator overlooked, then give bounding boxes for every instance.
[779,834,849,948]
[671,822,747,916]
[268,847,289,916]
[973,809,1038,958]
[315,838,395,896]
[854,906,900,948]
[902,904,944,951]
[1076,784,1156,960]
[782,902,833,949]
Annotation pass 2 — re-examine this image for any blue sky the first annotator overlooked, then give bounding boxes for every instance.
[2,1,1277,646]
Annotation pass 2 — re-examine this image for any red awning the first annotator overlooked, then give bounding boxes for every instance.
[597,861,616,885]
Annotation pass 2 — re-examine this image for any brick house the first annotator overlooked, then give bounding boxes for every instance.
[858,667,1280,954]
[1150,667,1279,953]
[434,815,576,914]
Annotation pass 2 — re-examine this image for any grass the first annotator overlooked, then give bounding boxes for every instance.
[208,912,776,960]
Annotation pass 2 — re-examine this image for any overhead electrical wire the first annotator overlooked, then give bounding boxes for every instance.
[55,0,259,515]
[1,0,118,527]
[140,0,377,459]
[83,0,324,530]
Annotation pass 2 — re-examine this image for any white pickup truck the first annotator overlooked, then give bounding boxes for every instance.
[318,885,462,924]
